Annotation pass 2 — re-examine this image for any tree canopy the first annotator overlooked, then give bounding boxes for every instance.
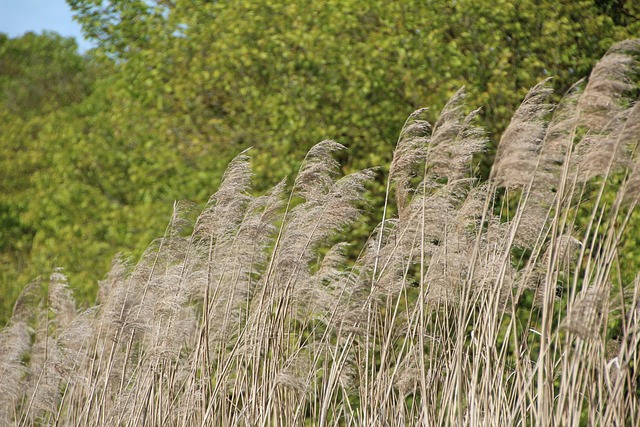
[0,0,638,324]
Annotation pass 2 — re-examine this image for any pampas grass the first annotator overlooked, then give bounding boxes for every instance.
[2,39,640,426]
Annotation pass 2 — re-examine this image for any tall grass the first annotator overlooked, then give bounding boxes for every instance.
[2,39,639,426]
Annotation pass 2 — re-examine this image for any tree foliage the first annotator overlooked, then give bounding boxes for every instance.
[0,32,96,319]
[0,1,639,324]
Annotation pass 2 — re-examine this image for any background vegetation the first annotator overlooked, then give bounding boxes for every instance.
[1,0,640,325]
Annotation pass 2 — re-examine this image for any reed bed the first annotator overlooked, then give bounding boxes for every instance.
[1,39,639,426]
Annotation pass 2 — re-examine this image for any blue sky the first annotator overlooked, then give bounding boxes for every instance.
[0,0,96,52]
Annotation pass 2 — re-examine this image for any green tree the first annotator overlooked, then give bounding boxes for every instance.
[63,0,640,231]
[0,32,95,320]
[1,1,639,325]
[0,31,91,115]
[66,0,640,258]
[67,0,639,178]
